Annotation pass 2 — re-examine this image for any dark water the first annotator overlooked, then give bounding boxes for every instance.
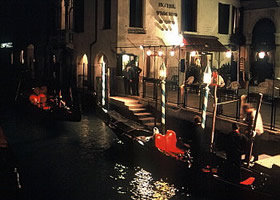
[1,107,275,200]
[1,109,196,200]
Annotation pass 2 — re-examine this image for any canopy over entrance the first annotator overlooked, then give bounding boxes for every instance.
[183,34,227,52]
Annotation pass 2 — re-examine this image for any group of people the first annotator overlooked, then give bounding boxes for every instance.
[123,61,142,96]
[190,94,263,183]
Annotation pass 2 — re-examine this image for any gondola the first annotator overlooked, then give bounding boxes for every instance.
[15,86,81,122]
[102,109,274,200]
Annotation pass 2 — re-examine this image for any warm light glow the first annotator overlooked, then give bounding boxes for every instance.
[82,54,88,64]
[20,50,24,64]
[146,49,152,56]
[190,51,196,57]
[170,50,175,56]
[158,50,163,57]
[226,51,232,58]
[203,65,212,85]
[122,54,130,63]
[258,51,265,59]
[139,45,144,50]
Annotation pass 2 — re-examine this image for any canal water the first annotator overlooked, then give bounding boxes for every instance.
[1,107,272,200]
[1,108,199,200]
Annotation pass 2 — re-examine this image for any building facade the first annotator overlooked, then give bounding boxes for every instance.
[56,0,240,108]
[241,0,280,91]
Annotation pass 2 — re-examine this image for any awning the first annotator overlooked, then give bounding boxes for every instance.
[183,34,228,52]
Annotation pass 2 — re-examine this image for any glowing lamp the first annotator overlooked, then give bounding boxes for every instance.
[226,51,232,58]
[158,50,163,57]
[190,51,196,57]
[146,49,152,56]
[258,51,265,59]
[170,50,175,56]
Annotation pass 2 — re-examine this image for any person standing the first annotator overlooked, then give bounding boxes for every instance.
[240,95,264,163]
[131,61,142,96]
[225,123,249,183]
[191,115,208,171]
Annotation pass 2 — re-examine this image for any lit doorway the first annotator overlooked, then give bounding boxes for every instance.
[94,54,109,109]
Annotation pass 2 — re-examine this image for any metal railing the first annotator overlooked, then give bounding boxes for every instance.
[142,78,280,130]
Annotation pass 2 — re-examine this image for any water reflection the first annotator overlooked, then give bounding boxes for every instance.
[111,163,190,199]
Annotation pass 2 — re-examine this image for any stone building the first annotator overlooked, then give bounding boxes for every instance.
[50,0,240,108]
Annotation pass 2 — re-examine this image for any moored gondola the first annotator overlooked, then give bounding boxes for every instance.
[103,109,274,200]
[16,86,81,122]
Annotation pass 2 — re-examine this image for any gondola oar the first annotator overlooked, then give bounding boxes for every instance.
[247,93,263,167]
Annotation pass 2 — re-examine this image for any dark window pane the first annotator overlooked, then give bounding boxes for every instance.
[181,0,197,32]
[218,3,230,34]
[129,0,143,28]
[104,0,111,29]
[74,0,84,32]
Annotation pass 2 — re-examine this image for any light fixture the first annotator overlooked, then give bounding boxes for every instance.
[170,49,175,56]
[146,49,152,56]
[190,51,196,57]
[258,51,265,59]
[226,50,232,58]
[140,45,144,50]
[158,50,163,57]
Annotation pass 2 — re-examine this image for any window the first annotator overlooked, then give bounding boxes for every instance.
[129,0,143,28]
[181,0,197,32]
[218,3,230,34]
[104,0,111,29]
[74,0,84,33]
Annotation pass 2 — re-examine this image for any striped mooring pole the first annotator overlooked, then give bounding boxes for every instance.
[161,79,166,134]
[102,61,106,108]
[201,86,209,129]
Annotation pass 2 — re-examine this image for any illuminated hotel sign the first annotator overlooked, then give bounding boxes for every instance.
[0,42,13,48]
[156,2,178,25]
[157,3,177,16]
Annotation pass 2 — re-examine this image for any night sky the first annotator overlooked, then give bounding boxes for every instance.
[0,0,56,45]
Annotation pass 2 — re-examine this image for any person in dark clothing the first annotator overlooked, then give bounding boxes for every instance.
[191,115,208,171]
[131,62,142,96]
[225,123,249,183]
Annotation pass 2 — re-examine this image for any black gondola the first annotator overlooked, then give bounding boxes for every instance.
[102,108,274,200]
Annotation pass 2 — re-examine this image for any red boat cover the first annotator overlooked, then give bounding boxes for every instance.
[240,177,255,185]
[154,130,185,158]
[165,130,185,155]
[29,94,38,105]
[155,133,166,152]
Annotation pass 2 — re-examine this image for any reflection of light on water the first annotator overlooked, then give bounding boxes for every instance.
[111,163,182,199]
